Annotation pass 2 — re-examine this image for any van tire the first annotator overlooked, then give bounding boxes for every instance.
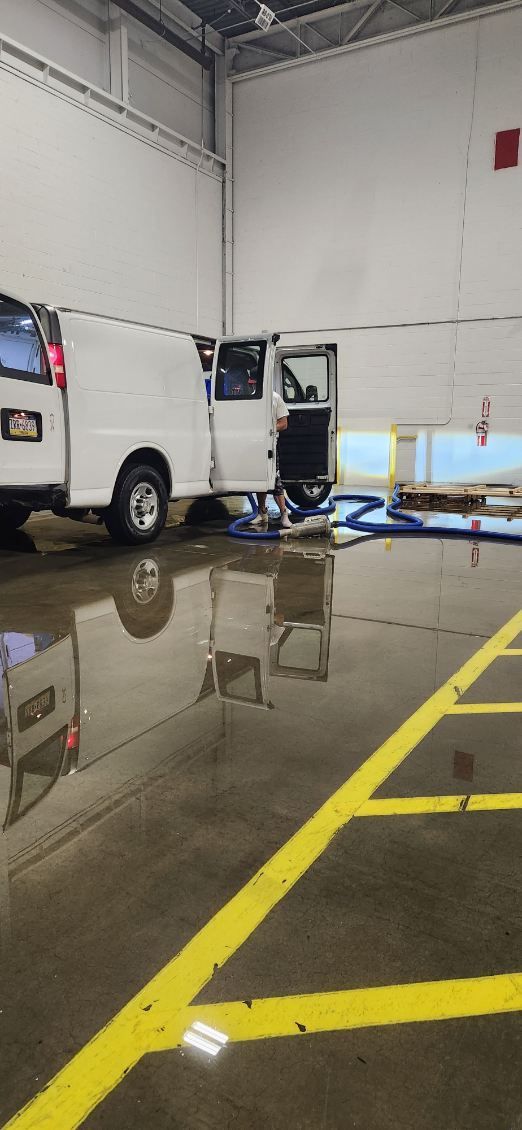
[285,483,333,509]
[0,502,32,530]
[105,464,168,545]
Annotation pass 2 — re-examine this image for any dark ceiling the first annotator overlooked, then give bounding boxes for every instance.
[180,0,346,38]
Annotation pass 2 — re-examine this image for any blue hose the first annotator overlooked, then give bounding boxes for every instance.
[227,492,336,540]
[227,486,522,545]
[227,493,283,540]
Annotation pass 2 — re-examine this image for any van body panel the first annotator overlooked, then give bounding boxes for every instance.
[60,311,211,500]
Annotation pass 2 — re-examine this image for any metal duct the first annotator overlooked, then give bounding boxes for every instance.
[116,0,213,70]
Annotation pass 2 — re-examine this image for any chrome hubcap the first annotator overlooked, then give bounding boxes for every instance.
[131,558,160,604]
[302,483,324,500]
[129,483,159,531]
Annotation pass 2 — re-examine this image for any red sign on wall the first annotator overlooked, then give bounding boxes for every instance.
[495,128,520,170]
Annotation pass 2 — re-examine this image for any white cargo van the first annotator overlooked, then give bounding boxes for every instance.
[0,292,337,544]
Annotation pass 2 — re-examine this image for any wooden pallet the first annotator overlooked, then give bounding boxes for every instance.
[400,482,522,499]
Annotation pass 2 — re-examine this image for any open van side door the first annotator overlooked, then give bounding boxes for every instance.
[270,551,334,682]
[210,566,273,710]
[0,295,65,489]
[275,345,337,488]
[210,336,276,493]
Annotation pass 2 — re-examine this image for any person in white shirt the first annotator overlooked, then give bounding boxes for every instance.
[250,391,292,529]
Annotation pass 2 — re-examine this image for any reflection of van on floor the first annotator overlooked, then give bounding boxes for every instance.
[0,546,333,839]
[0,293,337,544]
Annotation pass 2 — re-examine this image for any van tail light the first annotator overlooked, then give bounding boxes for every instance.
[66,714,80,752]
[48,343,66,389]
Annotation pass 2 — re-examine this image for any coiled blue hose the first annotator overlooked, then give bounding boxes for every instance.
[227,486,522,544]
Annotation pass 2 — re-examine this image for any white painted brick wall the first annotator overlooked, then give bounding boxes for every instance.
[0,0,215,149]
[0,0,109,90]
[232,9,522,483]
[0,66,222,336]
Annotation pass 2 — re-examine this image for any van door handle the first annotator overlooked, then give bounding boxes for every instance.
[268,449,273,459]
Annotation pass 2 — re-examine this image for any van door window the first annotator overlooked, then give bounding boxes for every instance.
[282,355,328,403]
[0,297,50,385]
[215,341,267,401]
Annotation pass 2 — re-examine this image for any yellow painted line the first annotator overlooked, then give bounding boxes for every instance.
[447,702,522,714]
[156,973,522,1049]
[5,608,522,1130]
[356,793,522,817]
[499,648,522,655]
[387,422,398,495]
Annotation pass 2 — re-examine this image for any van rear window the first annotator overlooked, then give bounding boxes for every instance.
[0,297,51,385]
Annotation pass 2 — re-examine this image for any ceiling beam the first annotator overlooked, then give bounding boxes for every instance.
[387,0,423,18]
[341,0,384,42]
[435,0,461,15]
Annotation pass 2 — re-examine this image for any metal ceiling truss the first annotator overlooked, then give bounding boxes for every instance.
[226,0,521,76]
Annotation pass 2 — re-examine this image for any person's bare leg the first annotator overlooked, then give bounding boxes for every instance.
[249,492,268,527]
[274,492,292,528]
[274,493,285,517]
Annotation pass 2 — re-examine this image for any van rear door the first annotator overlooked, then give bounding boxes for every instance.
[275,346,337,487]
[210,336,275,493]
[0,295,65,488]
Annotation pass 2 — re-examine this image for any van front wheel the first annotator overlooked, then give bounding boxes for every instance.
[105,465,168,545]
[0,502,32,530]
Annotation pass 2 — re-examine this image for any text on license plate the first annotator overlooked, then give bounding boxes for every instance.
[17,686,56,732]
[9,413,38,439]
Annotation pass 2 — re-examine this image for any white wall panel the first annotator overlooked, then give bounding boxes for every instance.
[0,0,108,89]
[127,22,215,151]
[232,8,522,485]
[233,25,477,333]
[0,65,222,336]
[0,0,217,149]
[459,8,522,320]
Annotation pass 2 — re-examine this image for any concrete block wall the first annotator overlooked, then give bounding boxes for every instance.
[0,0,214,148]
[232,7,522,485]
[0,0,223,336]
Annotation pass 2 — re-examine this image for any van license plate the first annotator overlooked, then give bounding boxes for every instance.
[18,687,55,732]
[9,412,38,439]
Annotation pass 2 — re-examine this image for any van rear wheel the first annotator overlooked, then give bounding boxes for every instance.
[0,502,32,530]
[285,483,333,509]
[105,465,168,545]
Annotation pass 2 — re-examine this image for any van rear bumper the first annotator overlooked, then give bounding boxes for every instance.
[0,484,67,511]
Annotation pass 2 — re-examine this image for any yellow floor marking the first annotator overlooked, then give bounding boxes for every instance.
[499,648,522,655]
[356,793,522,816]
[156,973,522,1049]
[5,608,522,1130]
[448,702,522,714]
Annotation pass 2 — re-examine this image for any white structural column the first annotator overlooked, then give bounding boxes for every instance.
[109,1,129,102]
[216,50,234,333]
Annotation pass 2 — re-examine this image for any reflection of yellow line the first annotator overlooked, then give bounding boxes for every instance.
[448,702,522,714]
[6,609,522,1130]
[158,973,522,1048]
[356,793,522,816]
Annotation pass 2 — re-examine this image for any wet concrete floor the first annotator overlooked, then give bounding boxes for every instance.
[0,501,521,1129]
